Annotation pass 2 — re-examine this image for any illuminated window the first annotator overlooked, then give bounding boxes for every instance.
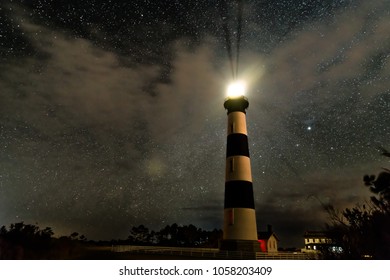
[229,158,234,172]
[228,209,234,225]
[230,122,235,134]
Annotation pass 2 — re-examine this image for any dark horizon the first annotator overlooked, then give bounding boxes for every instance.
[0,0,389,249]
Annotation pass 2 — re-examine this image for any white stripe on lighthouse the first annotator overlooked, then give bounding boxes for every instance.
[225,156,252,182]
[223,208,257,240]
[228,111,248,134]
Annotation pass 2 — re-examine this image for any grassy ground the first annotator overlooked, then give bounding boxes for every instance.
[80,248,206,260]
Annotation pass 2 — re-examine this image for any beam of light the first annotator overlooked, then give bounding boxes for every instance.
[226,80,246,98]
[218,0,244,80]
[235,0,243,78]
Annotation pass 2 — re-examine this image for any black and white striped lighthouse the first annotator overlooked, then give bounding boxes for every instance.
[220,86,259,252]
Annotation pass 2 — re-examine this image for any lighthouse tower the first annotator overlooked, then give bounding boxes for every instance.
[220,86,259,252]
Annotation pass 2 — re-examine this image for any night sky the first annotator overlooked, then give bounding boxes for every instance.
[0,0,389,248]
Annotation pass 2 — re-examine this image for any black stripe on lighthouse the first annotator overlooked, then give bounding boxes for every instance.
[224,181,255,209]
[226,133,250,157]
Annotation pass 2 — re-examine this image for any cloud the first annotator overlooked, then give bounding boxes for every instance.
[255,0,390,109]
[148,39,224,139]
[0,12,228,157]
[0,9,229,239]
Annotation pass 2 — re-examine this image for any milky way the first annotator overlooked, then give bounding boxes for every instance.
[0,0,389,247]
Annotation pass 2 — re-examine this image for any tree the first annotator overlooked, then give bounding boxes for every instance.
[363,170,390,211]
[127,225,150,244]
[324,148,390,259]
[70,232,79,240]
[0,222,55,259]
[41,227,54,239]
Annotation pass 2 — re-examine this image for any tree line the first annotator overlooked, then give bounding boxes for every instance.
[125,223,222,247]
[0,222,87,259]
[0,221,222,259]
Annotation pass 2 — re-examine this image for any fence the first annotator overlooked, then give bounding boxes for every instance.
[111,245,315,260]
[255,252,313,260]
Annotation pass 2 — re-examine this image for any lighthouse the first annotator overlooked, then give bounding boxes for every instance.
[220,81,259,252]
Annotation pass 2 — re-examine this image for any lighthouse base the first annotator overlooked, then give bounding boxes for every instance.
[220,239,260,252]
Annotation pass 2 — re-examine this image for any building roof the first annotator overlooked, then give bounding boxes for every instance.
[303,231,329,238]
[258,231,279,241]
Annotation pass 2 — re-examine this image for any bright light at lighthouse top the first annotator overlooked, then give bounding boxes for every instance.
[226,80,246,98]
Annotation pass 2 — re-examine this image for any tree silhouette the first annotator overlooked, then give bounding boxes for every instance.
[127,225,150,244]
[0,222,54,259]
[0,222,90,259]
[70,232,79,240]
[363,170,390,211]
[324,148,390,259]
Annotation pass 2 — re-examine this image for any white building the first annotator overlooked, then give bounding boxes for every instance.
[301,231,342,254]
